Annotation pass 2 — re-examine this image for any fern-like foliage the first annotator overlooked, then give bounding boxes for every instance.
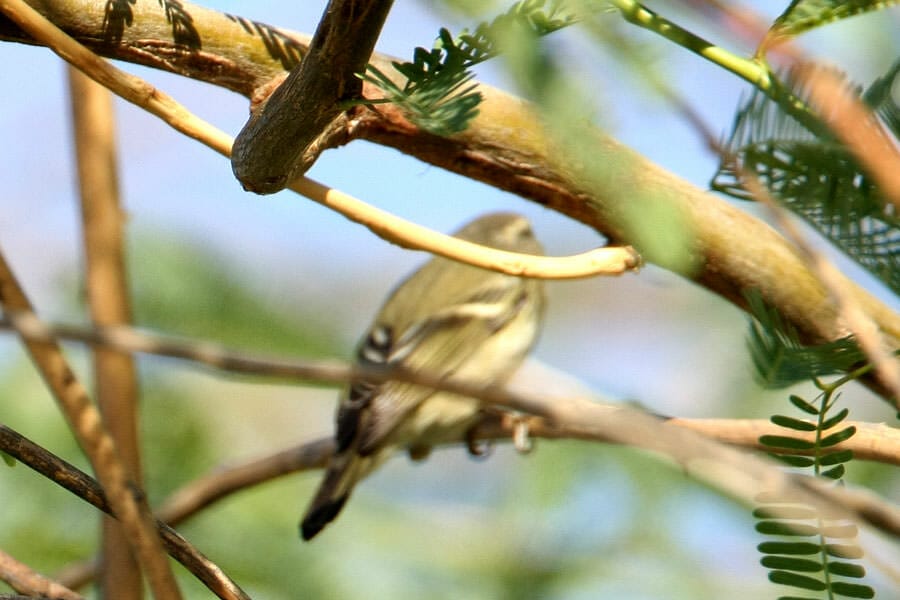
[746,291,877,597]
[744,290,868,389]
[712,62,900,295]
[770,0,899,37]
[361,0,579,135]
[754,389,874,599]
[862,59,900,140]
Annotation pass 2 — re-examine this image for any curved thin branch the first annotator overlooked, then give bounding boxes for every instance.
[0,0,637,280]
[9,408,900,590]
[29,413,900,588]
[4,309,900,547]
[0,424,250,600]
[2,311,899,466]
[289,177,641,278]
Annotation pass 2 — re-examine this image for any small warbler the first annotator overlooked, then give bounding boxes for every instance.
[301,212,545,540]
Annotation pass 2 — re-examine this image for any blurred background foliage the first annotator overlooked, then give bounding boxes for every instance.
[1,0,899,598]
[3,233,895,597]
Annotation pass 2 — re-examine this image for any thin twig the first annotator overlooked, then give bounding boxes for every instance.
[0,425,249,600]
[742,173,900,405]
[0,0,637,280]
[32,410,900,588]
[3,310,900,549]
[0,549,84,600]
[2,311,899,465]
[68,65,143,598]
[5,394,900,575]
[0,261,181,598]
[232,0,395,192]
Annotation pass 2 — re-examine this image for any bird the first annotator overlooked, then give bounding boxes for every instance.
[300,212,545,540]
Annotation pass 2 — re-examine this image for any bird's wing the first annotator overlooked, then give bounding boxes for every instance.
[344,281,529,456]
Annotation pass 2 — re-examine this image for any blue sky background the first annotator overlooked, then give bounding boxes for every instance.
[1,2,899,597]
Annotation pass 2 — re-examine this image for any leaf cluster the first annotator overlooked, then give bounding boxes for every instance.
[744,290,868,389]
[743,285,879,597]
[769,0,899,38]
[361,0,579,135]
[712,61,900,295]
[755,390,872,599]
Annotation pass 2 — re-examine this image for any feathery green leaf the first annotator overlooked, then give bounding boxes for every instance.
[789,394,821,415]
[773,455,816,468]
[821,463,846,479]
[770,0,899,37]
[362,0,579,135]
[760,556,822,572]
[745,290,868,387]
[820,407,850,430]
[758,541,823,555]
[818,449,854,466]
[769,570,826,591]
[771,415,818,431]
[826,544,864,559]
[827,561,866,578]
[830,581,875,598]
[713,66,900,294]
[756,521,820,536]
[820,425,857,448]
[759,435,816,450]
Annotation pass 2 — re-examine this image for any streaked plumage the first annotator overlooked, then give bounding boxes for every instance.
[301,212,545,540]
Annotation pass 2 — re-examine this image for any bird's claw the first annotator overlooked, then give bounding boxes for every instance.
[465,426,494,460]
[512,416,534,454]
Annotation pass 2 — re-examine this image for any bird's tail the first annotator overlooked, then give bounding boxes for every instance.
[300,449,386,540]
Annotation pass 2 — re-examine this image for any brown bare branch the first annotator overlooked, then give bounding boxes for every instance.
[799,65,900,211]
[0,549,83,600]
[3,310,899,464]
[232,0,394,192]
[0,252,180,597]
[3,311,900,549]
[30,410,900,588]
[68,66,143,599]
[0,425,249,600]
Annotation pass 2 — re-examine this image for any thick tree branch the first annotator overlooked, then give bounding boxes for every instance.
[2,0,898,357]
[0,0,310,95]
[1,0,637,279]
[232,0,394,192]
[0,425,249,600]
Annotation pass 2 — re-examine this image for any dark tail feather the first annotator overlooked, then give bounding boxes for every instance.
[300,451,373,540]
[301,493,348,540]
